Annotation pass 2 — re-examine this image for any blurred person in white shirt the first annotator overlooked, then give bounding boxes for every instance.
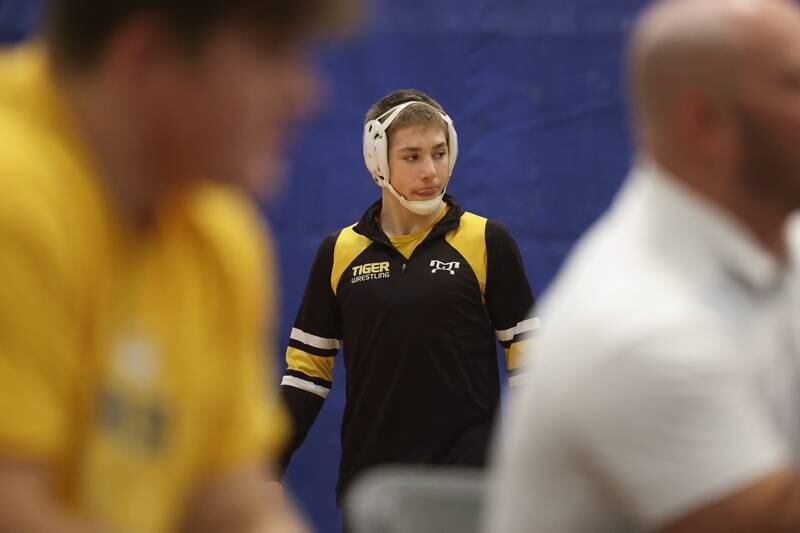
[485,0,800,532]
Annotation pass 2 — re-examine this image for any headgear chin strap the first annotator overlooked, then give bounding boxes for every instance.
[383,182,445,215]
[363,100,459,216]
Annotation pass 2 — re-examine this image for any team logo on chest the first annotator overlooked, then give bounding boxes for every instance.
[430,259,460,275]
[351,261,391,284]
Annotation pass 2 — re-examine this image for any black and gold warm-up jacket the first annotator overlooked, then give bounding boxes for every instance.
[279,195,536,501]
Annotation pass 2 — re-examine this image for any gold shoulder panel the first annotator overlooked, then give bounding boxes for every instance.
[445,212,488,297]
[331,224,373,295]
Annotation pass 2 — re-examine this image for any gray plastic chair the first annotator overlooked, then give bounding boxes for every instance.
[344,466,485,533]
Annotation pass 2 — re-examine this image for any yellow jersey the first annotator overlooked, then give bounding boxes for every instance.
[0,45,287,533]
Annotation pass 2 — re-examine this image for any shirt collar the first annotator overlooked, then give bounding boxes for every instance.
[631,162,784,292]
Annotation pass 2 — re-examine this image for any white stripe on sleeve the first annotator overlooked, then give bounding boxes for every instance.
[496,317,541,342]
[281,375,330,398]
[290,327,341,350]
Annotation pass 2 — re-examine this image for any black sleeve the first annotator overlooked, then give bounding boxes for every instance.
[277,387,325,476]
[277,232,342,474]
[484,220,537,375]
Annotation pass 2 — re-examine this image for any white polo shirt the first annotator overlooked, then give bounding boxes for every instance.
[486,164,800,533]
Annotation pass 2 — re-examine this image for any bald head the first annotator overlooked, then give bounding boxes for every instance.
[628,0,800,154]
[627,0,800,259]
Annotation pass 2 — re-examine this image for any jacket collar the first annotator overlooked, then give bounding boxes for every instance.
[353,194,465,247]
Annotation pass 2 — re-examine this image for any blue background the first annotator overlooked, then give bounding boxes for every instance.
[1,1,648,531]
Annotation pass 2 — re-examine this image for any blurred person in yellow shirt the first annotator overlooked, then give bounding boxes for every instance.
[0,1,357,532]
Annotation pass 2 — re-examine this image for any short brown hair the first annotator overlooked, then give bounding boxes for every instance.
[365,88,450,145]
[44,0,359,70]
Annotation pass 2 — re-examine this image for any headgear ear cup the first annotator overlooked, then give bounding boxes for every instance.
[363,121,385,186]
[363,100,417,185]
[443,114,458,176]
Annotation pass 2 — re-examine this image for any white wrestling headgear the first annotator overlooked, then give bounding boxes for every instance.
[363,100,459,215]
